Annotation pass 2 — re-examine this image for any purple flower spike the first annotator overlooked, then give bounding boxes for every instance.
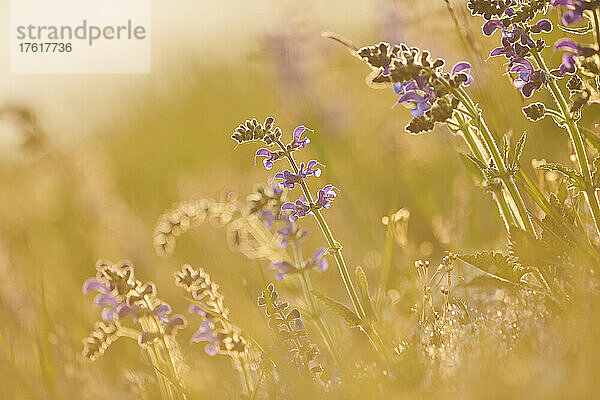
[292,126,311,148]
[255,148,278,170]
[82,278,107,294]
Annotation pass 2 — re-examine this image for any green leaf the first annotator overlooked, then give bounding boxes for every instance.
[514,132,526,164]
[458,251,527,283]
[355,266,376,321]
[509,226,562,269]
[464,153,488,172]
[538,162,586,194]
[311,290,361,328]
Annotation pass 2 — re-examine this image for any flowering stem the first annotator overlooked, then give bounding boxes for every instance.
[451,84,537,236]
[276,140,366,321]
[530,49,600,237]
[274,140,388,355]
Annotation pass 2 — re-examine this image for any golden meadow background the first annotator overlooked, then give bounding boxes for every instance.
[1,0,600,398]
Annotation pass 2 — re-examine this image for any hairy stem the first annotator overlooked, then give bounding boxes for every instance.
[453,84,536,235]
[276,140,366,320]
[291,242,340,364]
[275,139,386,354]
[454,112,517,230]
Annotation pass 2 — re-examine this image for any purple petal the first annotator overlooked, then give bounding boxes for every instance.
[451,62,471,76]
[188,304,208,316]
[82,278,106,294]
[101,307,117,322]
[94,293,118,308]
[205,343,219,356]
[554,38,579,53]
[536,19,552,32]
[482,20,503,36]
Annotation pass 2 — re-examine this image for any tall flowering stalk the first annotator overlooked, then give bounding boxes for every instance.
[82,260,188,400]
[231,118,382,350]
[468,0,600,237]
[174,265,254,396]
[326,33,536,236]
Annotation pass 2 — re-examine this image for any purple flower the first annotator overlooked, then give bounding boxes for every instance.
[188,303,208,316]
[255,148,281,170]
[281,198,311,222]
[277,220,308,248]
[83,278,108,294]
[260,210,276,228]
[316,185,338,209]
[154,303,172,323]
[84,278,122,322]
[451,62,474,86]
[269,260,298,281]
[530,19,552,34]
[311,248,329,272]
[510,58,548,97]
[299,160,323,178]
[393,81,433,117]
[280,185,338,222]
[274,160,323,190]
[489,36,529,60]
[553,38,582,76]
[191,319,219,356]
[292,126,311,148]
[274,170,301,190]
[551,0,587,25]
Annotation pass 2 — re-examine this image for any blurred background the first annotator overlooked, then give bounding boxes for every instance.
[1,0,599,398]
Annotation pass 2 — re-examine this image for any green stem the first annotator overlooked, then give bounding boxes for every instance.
[455,113,516,230]
[238,354,253,396]
[531,49,600,237]
[277,140,366,320]
[455,86,536,235]
[275,140,386,355]
[291,243,340,364]
[142,297,186,400]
